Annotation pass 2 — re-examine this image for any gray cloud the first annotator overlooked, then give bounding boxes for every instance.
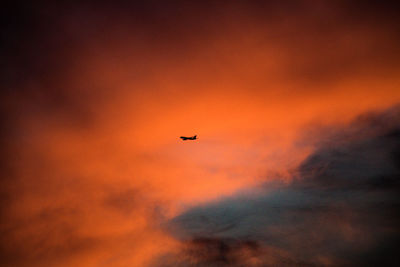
[164,105,400,266]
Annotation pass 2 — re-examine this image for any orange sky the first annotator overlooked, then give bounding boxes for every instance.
[1,1,400,266]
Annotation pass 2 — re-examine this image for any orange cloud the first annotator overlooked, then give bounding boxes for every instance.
[1,1,400,266]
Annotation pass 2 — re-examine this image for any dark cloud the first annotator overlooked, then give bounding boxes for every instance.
[1,1,400,91]
[165,106,400,266]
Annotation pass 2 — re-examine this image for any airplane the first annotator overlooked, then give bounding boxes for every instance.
[180,135,197,141]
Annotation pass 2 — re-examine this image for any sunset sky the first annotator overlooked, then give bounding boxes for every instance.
[1,1,400,266]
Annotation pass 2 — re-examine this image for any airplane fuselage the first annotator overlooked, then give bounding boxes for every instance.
[180,135,197,141]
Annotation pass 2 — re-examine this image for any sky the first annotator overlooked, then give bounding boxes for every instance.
[1,1,400,266]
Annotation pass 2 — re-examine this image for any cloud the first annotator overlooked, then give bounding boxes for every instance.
[1,1,400,266]
[165,106,400,266]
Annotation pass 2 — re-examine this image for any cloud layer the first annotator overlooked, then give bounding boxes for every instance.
[166,106,400,266]
[1,1,400,266]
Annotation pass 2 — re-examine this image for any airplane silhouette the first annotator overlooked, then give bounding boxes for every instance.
[180,135,197,141]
